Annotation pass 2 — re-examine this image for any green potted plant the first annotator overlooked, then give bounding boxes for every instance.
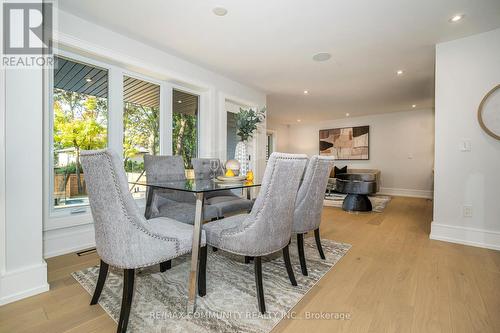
[234,107,266,175]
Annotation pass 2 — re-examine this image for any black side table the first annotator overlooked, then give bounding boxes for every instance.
[335,173,377,212]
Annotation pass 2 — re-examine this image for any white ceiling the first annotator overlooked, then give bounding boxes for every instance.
[59,0,500,124]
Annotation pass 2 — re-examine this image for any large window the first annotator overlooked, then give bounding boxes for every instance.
[52,56,108,209]
[123,76,160,199]
[48,53,204,221]
[172,89,199,168]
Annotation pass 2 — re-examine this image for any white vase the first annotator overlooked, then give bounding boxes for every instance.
[234,141,248,176]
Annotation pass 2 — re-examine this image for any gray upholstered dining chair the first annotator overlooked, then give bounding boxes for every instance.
[191,158,254,217]
[199,152,308,314]
[292,155,334,276]
[80,149,206,333]
[143,155,219,223]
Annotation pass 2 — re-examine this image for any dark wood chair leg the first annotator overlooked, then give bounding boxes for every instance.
[90,260,109,305]
[198,246,207,297]
[282,245,297,286]
[297,233,308,276]
[254,257,266,314]
[245,256,254,264]
[160,260,171,272]
[314,228,326,259]
[117,269,135,333]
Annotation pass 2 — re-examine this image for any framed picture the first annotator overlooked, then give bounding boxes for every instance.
[319,126,369,160]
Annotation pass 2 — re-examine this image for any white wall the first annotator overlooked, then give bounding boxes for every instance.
[431,28,500,251]
[267,120,290,153]
[269,110,435,198]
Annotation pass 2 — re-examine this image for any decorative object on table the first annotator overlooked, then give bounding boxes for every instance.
[246,169,254,181]
[319,125,369,160]
[324,193,391,212]
[209,159,220,180]
[225,159,241,176]
[234,106,266,175]
[477,84,500,140]
[216,175,246,182]
[335,173,377,212]
[72,238,351,333]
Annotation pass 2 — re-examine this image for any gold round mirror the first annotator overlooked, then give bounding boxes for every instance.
[478,84,500,140]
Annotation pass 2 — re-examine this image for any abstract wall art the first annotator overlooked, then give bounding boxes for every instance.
[319,126,369,160]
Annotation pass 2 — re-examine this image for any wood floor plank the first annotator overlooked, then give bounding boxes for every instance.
[1,197,499,333]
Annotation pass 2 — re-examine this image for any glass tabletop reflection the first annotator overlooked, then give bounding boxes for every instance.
[129,178,261,193]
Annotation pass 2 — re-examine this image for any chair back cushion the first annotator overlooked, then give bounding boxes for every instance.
[81,149,178,267]
[144,154,194,205]
[217,152,307,256]
[144,154,186,182]
[293,155,334,233]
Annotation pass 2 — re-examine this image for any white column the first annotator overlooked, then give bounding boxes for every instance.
[0,67,49,305]
[161,82,173,155]
[108,67,124,155]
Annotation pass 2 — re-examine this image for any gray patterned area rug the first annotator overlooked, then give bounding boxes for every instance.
[72,238,350,333]
[324,193,391,212]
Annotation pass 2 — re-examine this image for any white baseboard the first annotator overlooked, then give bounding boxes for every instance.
[430,222,500,251]
[43,223,96,258]
[0,262,49,305]
[379,187,433,199]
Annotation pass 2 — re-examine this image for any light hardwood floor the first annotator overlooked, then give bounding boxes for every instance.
[1,197,499,333]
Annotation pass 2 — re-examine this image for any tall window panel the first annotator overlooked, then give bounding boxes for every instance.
[226,111,238,160]
[172,89,199,169]
[123,76,160,199]
[52,56,108,210]
[266,132,274,161]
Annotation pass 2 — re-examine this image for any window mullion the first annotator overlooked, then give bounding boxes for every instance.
[161,82,173,155]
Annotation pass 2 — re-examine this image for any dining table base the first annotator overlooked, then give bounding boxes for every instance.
[187,192,204,314]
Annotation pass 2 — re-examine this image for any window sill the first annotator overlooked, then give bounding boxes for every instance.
[44,198,146,231]
[44,211,94,231]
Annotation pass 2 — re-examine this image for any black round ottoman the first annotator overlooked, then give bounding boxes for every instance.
[335,173,377,212]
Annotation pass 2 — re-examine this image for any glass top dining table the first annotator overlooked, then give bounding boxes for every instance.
[129,178,261,314]
[131,178,261,194]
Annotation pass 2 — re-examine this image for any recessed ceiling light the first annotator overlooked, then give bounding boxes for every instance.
[85,77,92,82]
[297,119,302,122]
[449,14,464,23]
[213,7,228,16]
[412,104,417,108]
[303,90,309,95]
[396,70,404,76]
[346,113,350,117]
[312,52,332,62]
[177,100,182,103]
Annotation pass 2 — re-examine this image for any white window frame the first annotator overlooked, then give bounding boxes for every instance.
[121,71,168,155]
[266,130,277,161]
[45,50,115,230]
[171,84,203,161]
[44,50,169,231]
